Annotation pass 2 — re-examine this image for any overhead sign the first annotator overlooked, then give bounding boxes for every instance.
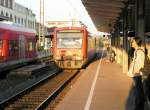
[46,21,85,28]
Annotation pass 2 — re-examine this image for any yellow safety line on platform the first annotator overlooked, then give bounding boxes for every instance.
[84,48,104,110]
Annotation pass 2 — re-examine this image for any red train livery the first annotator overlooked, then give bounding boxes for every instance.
[53,27,98,69]
[0,21,36,72]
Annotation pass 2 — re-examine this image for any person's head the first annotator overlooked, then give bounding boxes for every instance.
[145,39,150,50]
[131,37,142,49]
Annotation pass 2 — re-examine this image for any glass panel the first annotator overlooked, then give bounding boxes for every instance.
[28,41,33,51]
[0,40,2,57]
[57,32,83,48]
[0,40,2,48]
[9,40,19,56]
[5,0,8,7]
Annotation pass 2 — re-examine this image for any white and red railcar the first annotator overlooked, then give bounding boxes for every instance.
[53,27,97,69]
[0,21,36,72]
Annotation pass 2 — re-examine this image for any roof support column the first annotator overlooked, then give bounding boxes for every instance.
[114,24,120,64]
[135,0,145,38]
[145,0,150,32]
[122,8,128,73]
[111,33,115,47]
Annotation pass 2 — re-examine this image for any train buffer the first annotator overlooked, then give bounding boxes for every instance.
[55,58,150,110]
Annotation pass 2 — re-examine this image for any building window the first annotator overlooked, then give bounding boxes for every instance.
[18,18,20,24]
[14,16,16,23]
[4,0,5,6]
[21,18,23,24]
[9,0,12,9]
[6,12,8,17]
[32,21,34,29]
[32,22,34,29]
[10,14,12,21]
[28,20,30,28]
[32,22,33,29]
[30,21,31,28]
[8,0,10,8]
[24,19,26,27]
[1,0,4,6]
[1,11,4,16]
[5,0,8,8]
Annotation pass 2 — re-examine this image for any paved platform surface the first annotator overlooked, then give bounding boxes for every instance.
[55,57,150,110]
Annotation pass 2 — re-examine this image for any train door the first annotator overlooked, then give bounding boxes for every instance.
[8,31,19,60]
[19,34,26,59]
[0,30,9,61]
[9,40,19,60]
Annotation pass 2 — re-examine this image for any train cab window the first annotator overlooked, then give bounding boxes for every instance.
[57,32,83,48]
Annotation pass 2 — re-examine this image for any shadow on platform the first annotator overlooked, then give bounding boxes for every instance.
[83,51,107,69]
[125,85,150,110]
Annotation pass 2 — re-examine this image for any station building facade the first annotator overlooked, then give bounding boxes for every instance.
[0,0,35,30]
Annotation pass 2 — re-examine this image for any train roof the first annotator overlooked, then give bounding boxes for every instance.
[55,27,87,31]
[0,21,36,34]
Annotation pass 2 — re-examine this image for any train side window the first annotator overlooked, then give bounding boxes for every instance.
[0,40,2,56]
[0,32,5,56]
[9,40,19,56]
[0,40,2,48]
[28,41,34,51]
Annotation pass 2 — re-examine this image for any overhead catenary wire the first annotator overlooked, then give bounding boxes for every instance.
[65,0,88,25]
[65,0,98,34]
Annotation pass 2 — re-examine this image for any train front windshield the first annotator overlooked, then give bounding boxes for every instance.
[57,32,83,48]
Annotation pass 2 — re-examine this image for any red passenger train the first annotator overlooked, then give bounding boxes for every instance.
[53,27,98,69]
[0,21,36,72]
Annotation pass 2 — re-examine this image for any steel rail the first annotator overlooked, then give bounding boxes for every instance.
[0,69,59,107]
[36,70,79,110]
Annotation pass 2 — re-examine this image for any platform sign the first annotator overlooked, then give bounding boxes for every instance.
[46,21,85,28]
[58,30,82,33]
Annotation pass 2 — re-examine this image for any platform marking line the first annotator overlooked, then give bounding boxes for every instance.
[84,49,104,110]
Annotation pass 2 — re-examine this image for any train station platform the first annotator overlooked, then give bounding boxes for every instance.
[55,56,150,110]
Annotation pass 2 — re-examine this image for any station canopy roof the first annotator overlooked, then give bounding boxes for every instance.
[81,0,128,32]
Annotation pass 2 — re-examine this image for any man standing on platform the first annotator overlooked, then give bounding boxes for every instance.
[141,39,150,104]
[128,37,145,110]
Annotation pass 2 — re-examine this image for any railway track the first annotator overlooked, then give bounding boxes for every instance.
[0,70,79,110]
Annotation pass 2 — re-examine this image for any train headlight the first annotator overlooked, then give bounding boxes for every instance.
[76,56,83,60]
[79,50,82,55]
[67,51,72,56]
[55,56,61,60]
[56,50,60,55]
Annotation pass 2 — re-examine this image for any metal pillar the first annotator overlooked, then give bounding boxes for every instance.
[39,0,45,48]
[135,0,145,38]
[111,33,115,47]
[128,0,135,32]
[145,0,150,32]
[115,24,121,64]
[122,9,128,73]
